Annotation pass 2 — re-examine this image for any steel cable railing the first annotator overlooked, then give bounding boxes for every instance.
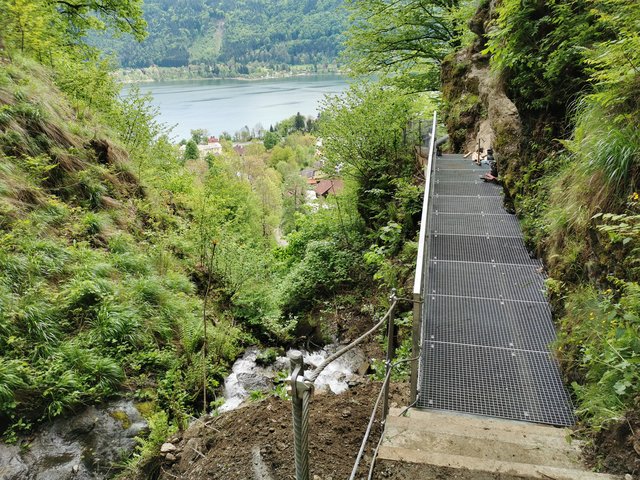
[288,294,399,480]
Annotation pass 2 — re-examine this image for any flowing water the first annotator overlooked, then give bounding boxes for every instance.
[121,74,350,141]
[219,345,368,413]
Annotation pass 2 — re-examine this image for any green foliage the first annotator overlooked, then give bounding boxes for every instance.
[320,82,416,229]
[263,131,281,150]
[92,0,346,73]
[557,283,640,429]
[482,0,640,447]
[343,0,466,90]
[280,240,360,314]
[486,0,603,115]
[183,139,199,161]
[0,0,146,61]
[127,410,178,474]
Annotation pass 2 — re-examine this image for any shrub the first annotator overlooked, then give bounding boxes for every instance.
[280,240,359,313]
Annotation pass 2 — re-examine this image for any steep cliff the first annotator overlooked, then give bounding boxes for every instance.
[441,2,521,191]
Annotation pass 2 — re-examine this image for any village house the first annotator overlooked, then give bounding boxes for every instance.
[314,179,344,198]
[179,136,223,157]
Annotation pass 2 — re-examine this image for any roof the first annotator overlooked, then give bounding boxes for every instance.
[314,179,343,197]
[233,145,245,155]
[300,168,316,178]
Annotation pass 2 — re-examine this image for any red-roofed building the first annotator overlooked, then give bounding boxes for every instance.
[314,179,344,198]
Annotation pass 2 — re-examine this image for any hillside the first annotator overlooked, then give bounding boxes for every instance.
[0,4,427,474]
[94,0,347,75]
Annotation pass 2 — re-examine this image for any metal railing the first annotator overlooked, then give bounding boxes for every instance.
[410,112,438,403]
[286,114,438,480]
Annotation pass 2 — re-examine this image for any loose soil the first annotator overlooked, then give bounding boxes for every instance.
[133,381,408,480]
[585,408,640,475]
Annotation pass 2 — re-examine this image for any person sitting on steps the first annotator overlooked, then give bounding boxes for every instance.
[481,148,498,182]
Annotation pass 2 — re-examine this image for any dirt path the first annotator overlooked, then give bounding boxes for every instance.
[136,381,408,480]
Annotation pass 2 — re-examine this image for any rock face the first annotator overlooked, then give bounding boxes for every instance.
[441,1,522,186]
[0,400,147,480]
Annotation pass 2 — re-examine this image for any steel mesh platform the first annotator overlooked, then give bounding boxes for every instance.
[434,181,502,197]
[425,295,556,351]
[417,154,575,427]
[431,235,540,265]
[420,342,575,425]
[432,195,505,214]
[427,261,547,303]
[432,213,522,237]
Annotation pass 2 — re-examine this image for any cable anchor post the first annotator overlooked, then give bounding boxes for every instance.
[383,289,398,419]
[288,350,313,480]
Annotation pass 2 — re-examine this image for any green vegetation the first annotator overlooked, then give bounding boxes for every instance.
[9,0,640,473]
[93,0,347,77]
[0,2,428,458]
[343,0,478,91]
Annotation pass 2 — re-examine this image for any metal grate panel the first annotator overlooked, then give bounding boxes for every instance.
[435,172,490,182]
[434,181,502,197]
[431,235,539,265]
[424,295,556,351]
[418,342,575,426]
[417,153,575,427]
[427,261,546,303]
[432,196,505,214]
[432,214,522,237]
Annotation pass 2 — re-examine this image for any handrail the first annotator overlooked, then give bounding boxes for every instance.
[287,115,439,480]
[410,112,438,403]
[287,295,399,480]
[307,295,397,382]
[412,111,437,296]
[349,357,416,480]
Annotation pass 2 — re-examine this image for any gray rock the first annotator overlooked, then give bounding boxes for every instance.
[1,399,148,480]
[160,443,177,454]
[0,443,29,480]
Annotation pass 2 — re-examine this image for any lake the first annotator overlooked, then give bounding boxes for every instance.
[122,75,350,141]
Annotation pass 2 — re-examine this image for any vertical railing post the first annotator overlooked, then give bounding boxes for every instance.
[382,290,398,418]
[409,292,422,403]
[288,351,311,480]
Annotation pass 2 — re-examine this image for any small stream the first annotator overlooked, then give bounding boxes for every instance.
[219,345,368,412]
[0,345,367,479]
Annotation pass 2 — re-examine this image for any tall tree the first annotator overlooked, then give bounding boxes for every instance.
[319,82,414,225]
[343,0,462,91]
[0,0,146,59]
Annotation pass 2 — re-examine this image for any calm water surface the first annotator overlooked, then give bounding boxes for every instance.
[122,75,350,141]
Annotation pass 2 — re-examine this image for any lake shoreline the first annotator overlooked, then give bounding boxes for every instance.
[115,65,349,85]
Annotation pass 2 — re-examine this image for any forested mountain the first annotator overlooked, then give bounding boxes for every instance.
[95,0,347,71]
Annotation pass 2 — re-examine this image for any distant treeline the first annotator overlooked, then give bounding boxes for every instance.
[93,0,347,73]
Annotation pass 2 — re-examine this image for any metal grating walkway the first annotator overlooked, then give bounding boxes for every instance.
[417,154,575,426]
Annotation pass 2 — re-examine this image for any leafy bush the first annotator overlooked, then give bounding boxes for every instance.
[557,283,640,429]
[280,240,360,314]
